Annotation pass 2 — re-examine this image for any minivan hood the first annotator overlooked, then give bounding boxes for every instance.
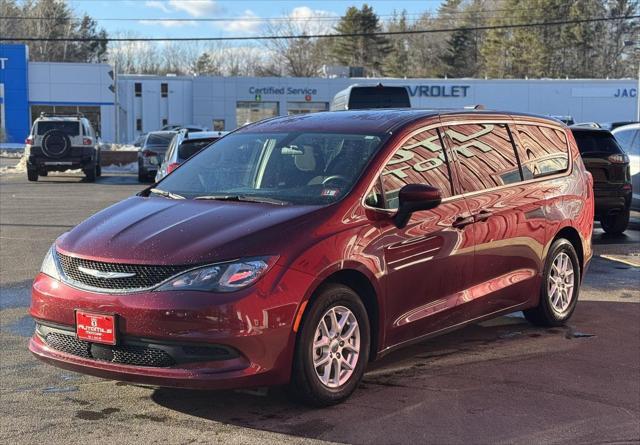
[57,196,322,265]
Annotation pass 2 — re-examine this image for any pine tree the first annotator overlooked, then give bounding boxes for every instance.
[383,11,411,77]
[331,4,391,76]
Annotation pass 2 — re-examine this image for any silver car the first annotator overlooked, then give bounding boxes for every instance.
[155,130,228,182]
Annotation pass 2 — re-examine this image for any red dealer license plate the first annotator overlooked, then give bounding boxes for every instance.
[76,311,116,345]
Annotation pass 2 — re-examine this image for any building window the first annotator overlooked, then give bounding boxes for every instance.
[136,118,143,132]
[161,83,168,98]
[134,83,142,97]
[287,102,329,115]
[212,119,225,131]
[236,101,279,126]
[162,118,168,127]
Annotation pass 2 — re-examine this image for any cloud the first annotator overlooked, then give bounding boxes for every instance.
[145,1,172,13]
[168,0,220,17]
[285,6,336,33]
[216,10,261,34]
[138,19,197,28]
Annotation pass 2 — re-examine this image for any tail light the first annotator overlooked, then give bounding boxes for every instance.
[83,137,92,145]
[25,137,33,145]
[608,153,629,164]
[167,162,180,174]
[143,150,158,157]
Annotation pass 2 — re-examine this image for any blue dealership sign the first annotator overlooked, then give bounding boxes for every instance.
[0,44,30,144]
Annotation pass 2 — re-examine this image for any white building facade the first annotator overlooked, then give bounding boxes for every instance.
[2,44,637,145]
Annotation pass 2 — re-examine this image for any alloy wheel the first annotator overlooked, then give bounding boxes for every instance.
[312,305,360,389]
[548,252,575,314]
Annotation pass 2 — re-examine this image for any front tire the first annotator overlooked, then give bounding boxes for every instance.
[601,208,629,235]
[289,284,370,406]
[524,238,580,327]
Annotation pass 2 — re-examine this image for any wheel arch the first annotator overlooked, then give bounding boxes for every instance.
[551,226,585,278]
[296,266,382,362]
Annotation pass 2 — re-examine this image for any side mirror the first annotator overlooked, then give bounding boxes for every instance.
[394,184,442,228]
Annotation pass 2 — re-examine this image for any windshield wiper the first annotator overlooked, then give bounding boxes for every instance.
[193,195,288,205]
[149,188,185,200]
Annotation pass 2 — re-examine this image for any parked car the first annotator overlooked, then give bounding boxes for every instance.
[25,113,101,182]
[160,124,208,132]
[132,134,146,148]
[330,83,411,111]
[571,126,632,234]
[550,115,575,126]
[29,110,593,406]
[137,131,176,182]
[600,121,638,131]
[155,130,229,182]
[612,123,640,210]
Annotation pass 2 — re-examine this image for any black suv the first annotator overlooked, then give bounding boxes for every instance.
[25,114,101,182]
[571,126,632,234]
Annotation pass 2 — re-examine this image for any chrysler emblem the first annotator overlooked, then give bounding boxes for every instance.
[78,266,135,279]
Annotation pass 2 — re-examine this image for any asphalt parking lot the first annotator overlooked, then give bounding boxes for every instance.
[1,169,639,445]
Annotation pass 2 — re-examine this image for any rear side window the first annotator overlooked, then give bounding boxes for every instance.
[36,121,80,136]
[572,130,622,156]
[444,123,520,193]
[375,127,452,209]
[348,87,411,109]
[178,138,218,160]
[516,125,569,179]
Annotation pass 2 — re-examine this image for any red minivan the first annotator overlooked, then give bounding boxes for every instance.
[29,110,594,405]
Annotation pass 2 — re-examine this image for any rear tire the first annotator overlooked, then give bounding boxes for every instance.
[27,169,38,182]
[524,238,580,327]
[84,164,97,182]
[288,284,370,406]
[601,208,629,235]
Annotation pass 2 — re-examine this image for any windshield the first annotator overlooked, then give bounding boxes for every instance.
[613,129,640,155]
[156,131,386,205]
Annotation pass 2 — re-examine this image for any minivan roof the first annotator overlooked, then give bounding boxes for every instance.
[239,109,565,135]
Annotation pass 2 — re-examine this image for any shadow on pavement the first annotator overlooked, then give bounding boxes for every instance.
[150,301,640,444]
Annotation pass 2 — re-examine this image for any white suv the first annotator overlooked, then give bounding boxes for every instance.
[25,114,101,182]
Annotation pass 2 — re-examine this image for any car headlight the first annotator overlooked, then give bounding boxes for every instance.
[156,257,274,292]
[41,245,62,280]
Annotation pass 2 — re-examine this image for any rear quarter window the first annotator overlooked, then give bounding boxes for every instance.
[36,121,80,136]
[516,125,569,179]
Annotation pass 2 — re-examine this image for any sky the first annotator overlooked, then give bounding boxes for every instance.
[66,0,445,39]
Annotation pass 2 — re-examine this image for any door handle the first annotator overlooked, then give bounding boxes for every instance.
[452,215,474,229]
[475,210,492,222]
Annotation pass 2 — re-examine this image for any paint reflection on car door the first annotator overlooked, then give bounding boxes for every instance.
[367,125,475,347]
[441,118,549,319]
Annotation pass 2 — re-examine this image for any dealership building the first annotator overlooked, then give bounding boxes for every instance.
[1,43,638,145]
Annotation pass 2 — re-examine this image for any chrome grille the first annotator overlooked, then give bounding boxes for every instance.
[57,252,191,291]
[44,332,175,367]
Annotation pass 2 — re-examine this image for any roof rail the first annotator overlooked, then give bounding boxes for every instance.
[463,104,485,110]
[571,122,601,129]
[39,112,84,118]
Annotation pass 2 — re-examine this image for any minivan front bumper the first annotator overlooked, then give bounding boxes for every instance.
[29,269,310,389]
